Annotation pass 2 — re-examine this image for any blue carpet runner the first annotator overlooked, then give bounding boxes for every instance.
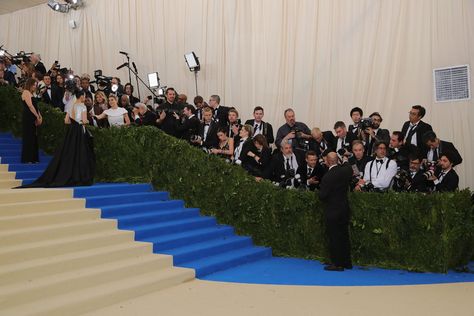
[1,132,473,286]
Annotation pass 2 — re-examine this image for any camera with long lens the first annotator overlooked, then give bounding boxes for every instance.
[392,169,411,192]
[11,51,31,65]
[190,134,200,142]
[276,168,302,189]
[422,161,437,179]
[360,181,375,192]
[290,127,310,151]
[93,69,114,93]
[360,117,373,130]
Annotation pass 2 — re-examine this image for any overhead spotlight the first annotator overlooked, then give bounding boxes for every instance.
[47,0,70,13]
[0,50,5,57]
[65,0,84,9]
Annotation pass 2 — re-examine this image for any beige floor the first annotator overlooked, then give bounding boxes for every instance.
[84,279,474,316]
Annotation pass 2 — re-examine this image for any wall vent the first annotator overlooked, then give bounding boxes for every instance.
[433,65,470,102]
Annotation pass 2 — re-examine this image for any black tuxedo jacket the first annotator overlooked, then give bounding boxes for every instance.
[35,62,47,75]
[401,120,433,154]
[176,115,200,141]
[336,133,358,153]
[309,131,336,156]
[245,147,272,177]
[213,105,231,127]
[136,110,157,127]
[198,121,219,149]
[297,162,327,191]
[157,101,183,137]
[244,119,275,144]
[51,85,65,110]
[319,163,353,222]
[408,170,429,193]
[433,169,459,192]
[42,87,53,105]
[265,151,304,182]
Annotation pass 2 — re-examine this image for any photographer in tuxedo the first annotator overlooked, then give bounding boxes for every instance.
[319,151,353,271]
[245,106,274,145]
[388,131,419,171]
[356,141,397,192]
[194,95,205,121]
[275,108,311,150]
[348,140,372,184]
[209,95,230,127]
[265,141,303,188]
[407,155,430,192]
[191,107,218,149]
[334,121,357,159]
[156,87,183,137]
[401,105,433,155]
[426,152,459,192]
[30,54,47,75]
[422,131,463,167]
[348,107,364,140]
[41,74,54,105]
[361,112,390,156]
[297,150,326,191]
[308,128,336,157]
[173,104,200,142]
[233,125,258,173]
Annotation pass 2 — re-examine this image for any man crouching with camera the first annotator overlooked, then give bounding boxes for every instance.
[355,141,397,192]
[266,140,304,189]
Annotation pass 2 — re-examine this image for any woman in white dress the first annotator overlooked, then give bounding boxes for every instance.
[94,94,130,127]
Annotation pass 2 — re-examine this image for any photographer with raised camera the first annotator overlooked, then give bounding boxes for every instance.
[355,141,397,192]
[275,108,311,151]
[426,152,459,192]
[361,112,390,156]
[266,140,303,188]
[133,103,158,127]
[405,155,429,192]
[334,121,357,160]
[156,87,183,137]
[422,131,462,167]
[173,104,200,141]
[30,54,46,76]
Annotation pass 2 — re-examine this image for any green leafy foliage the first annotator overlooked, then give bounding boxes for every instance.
[1,87,473,272]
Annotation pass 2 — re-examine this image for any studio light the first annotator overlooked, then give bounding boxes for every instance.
[148,72,160,89]
[47,0,84,13]
[184,52,200,72]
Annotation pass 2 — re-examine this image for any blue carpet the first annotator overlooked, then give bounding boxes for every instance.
[1,131,473,286]
[202,257,474,286]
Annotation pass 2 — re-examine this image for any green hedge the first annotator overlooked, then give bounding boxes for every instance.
[1,86,473,273]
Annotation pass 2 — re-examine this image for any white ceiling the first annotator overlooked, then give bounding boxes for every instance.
[0,0,45,15]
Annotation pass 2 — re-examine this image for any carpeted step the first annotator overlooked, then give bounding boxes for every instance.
[0,253,174,310]
[180,246,272,277]
[0,230,135,265]
[0,188,73,204]
[85,191,170,208]
[145,225,235,251]
[0,241,152,285]
[100,200,185,217]
[0,198,85,216]
[0,208,101,230]
[162,235,254,265]
[2,266,194,316]
[0,143,21,150]
[0,155,52,164]
[0,164,8,171]
[73,183,153,197]
[0,138,21,144]
[115,208,201,228]
[0,218,118,246]
[14,170,43,179]
[133,216,217,240]
[7,163,49,171]
[0,170,16,179]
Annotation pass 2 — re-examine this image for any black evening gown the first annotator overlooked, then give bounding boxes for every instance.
[21,99,39,163]
[21,119,95,187]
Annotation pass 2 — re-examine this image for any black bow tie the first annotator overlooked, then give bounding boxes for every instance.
[204,123,210,126]
[376,159,383,164]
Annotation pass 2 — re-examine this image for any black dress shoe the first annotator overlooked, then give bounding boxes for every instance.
[324,265,344,271]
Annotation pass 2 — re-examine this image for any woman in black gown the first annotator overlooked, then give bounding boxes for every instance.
[21,78,42,163]
[21,90,95,187]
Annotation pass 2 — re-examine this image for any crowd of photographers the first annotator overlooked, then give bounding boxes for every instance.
[0,53,463,193]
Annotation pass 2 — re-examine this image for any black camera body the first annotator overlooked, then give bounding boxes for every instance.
[393,169,411,192]
[360,117,373,130]
[64,79,77,93]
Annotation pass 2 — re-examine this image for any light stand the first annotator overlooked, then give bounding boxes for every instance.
[119,51,132,85]
[132,62,141,101]
[184,52,201,96]
[116,63,158,99]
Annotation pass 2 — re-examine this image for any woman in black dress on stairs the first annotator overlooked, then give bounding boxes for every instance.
[20,90,95,188]
[21,78,42,163]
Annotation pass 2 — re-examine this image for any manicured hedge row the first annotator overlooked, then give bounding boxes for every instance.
[1,86,473,272]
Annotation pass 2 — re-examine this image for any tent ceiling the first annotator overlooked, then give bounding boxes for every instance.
[0,0,45,15]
